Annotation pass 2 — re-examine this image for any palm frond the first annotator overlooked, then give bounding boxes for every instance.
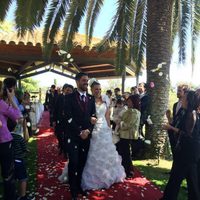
[0,0,13,21]
[191,0,200,71]
[128,0,138,64]
[15,0,50,36]
[131,0,147,76]
[115,0,133,73]
[178,0,190,63]
[85,0,95,45]
[61,0,88,52]
[34,0,49,27]
[96,0,124,50]
[42,0,68,59]
[172,0,180,42]
[85,0,104,45]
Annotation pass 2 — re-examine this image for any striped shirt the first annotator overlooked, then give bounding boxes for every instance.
[11,133,27,159]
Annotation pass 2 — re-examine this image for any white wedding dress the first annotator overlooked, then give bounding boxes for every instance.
[81,102,126,190]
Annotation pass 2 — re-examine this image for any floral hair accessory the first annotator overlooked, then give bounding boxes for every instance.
[88,78,99,87]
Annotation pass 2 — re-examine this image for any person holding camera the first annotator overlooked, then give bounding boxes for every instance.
[0,77,21,200]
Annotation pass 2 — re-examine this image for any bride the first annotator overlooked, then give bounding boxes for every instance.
[81,79,126,190]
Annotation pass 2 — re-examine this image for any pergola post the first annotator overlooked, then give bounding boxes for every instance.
[18,78,22,89]
[121,66,126,94]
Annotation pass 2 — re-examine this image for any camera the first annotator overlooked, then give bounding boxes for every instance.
[3,86,12,98]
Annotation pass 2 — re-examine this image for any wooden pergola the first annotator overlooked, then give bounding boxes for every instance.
[0,31,135,81]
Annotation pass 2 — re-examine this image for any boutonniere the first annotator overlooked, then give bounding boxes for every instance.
[68,118,72,123]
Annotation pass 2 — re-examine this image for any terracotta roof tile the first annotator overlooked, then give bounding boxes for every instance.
[0,30,101,47]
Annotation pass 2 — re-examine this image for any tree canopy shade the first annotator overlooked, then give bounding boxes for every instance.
[1,0,199,76]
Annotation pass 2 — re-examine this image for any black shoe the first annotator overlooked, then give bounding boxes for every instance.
[71,194,77,200]
[78,189,88,196]
[17,195,30,200]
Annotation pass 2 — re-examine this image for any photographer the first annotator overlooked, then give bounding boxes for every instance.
[0,77,21,200]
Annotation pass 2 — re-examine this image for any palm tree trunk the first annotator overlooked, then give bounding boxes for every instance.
[146,0,174,159]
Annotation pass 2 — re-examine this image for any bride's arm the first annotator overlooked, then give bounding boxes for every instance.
[105,108,111,127]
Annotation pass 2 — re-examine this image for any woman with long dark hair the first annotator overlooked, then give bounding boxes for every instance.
[162,90,200,200]
[0,77,21,200]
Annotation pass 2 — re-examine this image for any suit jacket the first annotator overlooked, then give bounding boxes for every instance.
[64,91,96,139]
[45,90,58,110]
[140,94,150,124]
[53,93,66,129]
[172,102,178,119]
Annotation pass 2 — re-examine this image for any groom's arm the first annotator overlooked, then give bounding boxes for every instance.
[64,95,82,135]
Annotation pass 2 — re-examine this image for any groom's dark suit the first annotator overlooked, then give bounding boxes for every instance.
[64,91,96,197]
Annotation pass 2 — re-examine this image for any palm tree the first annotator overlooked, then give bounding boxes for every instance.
[145,0,174,158]
[1,0,200,158]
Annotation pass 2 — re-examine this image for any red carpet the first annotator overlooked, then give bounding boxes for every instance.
[36,111,163,200]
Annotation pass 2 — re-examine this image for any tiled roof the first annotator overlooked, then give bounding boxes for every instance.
[0,30,101,47]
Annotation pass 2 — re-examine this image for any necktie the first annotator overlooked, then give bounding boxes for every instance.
[81,94,85,102]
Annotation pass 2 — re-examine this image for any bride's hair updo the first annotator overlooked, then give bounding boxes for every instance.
[89,78,100,88]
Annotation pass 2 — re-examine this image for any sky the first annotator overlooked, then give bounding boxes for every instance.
[5,0,200,89]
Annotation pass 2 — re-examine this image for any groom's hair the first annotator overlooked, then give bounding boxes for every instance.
[75,72,88,81]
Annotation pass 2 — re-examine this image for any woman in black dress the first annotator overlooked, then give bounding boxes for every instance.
[162,90,200,200]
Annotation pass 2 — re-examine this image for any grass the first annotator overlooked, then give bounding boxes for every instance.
[0,140,188,200]
[134,159,187,200]
[26,136,37,197]
[0,136,37,200]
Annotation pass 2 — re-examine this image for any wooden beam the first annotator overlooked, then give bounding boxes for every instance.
[19,69,49,79]
[81,66,114,71]
[19,62,51,75]
[18,61,34,74]
[0,68,16,77]
[50,69,75,79]
[54,63,77,74]
[74,57,114,65]
[0,60,23,66]
[71,63,82,72]
[80,64,113,69]
[125,66,135,76]
[84,69,114,73]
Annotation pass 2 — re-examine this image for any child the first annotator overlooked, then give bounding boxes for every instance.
[9,119,29,200]
[112,99,126,144]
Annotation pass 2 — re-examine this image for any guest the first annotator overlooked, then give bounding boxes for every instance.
[106,89,113,105]
[54,84,74,156]
[116,94,141,177]
[10,121,29,200]
[162,90,200,200]
[169,84,188,158]
[114,87,122,100]
[22,92,32,137]
[138,82,150,138]
[0,77,21,200]
[45,85,58,127]
[130,86,139,95]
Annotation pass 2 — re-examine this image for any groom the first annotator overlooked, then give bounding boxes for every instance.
[64,72,96,200]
